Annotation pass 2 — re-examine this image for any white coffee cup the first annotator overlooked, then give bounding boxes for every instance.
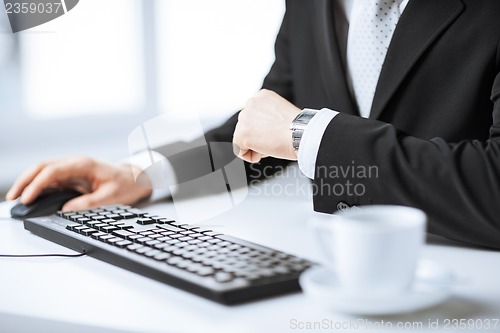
[309,205,427,296]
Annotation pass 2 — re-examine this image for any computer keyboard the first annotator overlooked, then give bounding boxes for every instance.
[23,205,313,304]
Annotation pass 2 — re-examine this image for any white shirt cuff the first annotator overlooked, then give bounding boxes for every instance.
[126,150,177,198]
[298,108,339,179]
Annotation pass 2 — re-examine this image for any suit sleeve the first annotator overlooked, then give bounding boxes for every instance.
[155,1,295,186]
[313,70,500,249]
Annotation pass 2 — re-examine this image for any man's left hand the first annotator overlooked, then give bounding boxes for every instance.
[233,89,300,163]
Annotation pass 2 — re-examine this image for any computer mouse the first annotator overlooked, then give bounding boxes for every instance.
[10,188,82,219]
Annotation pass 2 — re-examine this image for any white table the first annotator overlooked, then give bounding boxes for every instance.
[1,166,499,333]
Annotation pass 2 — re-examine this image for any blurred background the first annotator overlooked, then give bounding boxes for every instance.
[0,0,285,198]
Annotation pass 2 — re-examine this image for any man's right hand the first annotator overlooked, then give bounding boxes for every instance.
[6,157,153,212]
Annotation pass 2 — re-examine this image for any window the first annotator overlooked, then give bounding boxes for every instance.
[0,0,285,192]
[156,0,285,119]
[19,0,145,119]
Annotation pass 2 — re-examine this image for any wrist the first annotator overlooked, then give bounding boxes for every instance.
[290,109,319,152]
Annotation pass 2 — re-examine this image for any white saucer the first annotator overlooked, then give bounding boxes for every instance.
[299,260,453,315]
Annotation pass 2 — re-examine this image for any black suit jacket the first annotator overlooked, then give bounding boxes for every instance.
[163,0,500,249]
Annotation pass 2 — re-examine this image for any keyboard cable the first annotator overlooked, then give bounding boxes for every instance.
[0,252,86,258]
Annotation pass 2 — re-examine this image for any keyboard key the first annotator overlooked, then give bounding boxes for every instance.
[126,244,143,251]
[128,234,143,242]
[166,257,182,265]
[144,249,161,258]
[157,218,175,224]
[119,212,135,219]
[73,225,88,233]
[118,224,134,230]
[60,212,76,218]
[163,245,178,252]
[175,259,190,269]
[186,262,203,273]
[169,222,189,228]
[182,226,203,231]
[127,208,144,216]
[98,234,115,242]
[146,240,161,246]
[197,267,215,276]
[91,231,107,240]
[102,219,116,223]
[86,221,103,227]
[204,231,223,237]
[137,218,155,225]
[102,226,119,233]
[66,223,81,231]
[115,240,133,248]
[168,234,183,239]
[136,237,153,244]
[107,237,123,245]
[135,246,153,254]
[158,224,183,232]
[173,249,187,256]
[214,272,233,283]
[109,221,124,226]
[148,234,162,239]
[153,243,169,250]
[95,223,109,230]
[153,252,171,261]
[81,228,99,236]
[112,230,134,238]
[182,252,196,259]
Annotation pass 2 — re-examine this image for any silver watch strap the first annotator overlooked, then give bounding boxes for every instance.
[290,109,318,151]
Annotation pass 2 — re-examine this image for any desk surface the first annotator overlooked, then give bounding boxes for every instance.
[1,167,500,333]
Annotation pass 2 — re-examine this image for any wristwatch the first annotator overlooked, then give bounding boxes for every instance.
[290,109,318,151]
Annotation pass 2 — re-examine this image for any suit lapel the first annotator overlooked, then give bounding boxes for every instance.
[309,0,357,116]
[370,0,465,120]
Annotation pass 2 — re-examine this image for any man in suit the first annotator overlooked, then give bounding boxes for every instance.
[7,0,500,249]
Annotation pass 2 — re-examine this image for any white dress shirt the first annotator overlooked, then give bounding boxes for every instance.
[132,0,410,191]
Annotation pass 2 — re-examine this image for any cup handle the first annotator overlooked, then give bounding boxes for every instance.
[308,216,339,268]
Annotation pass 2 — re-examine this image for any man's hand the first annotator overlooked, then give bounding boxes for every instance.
[6,157,152,211]
[233,89,300,163]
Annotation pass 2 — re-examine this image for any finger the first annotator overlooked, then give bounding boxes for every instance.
[249,151,263,163]
[21,161,91,204]
[237,148,249,160]
[6,162,48,200]
[241,150,262,163]
[62,187,113,212]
